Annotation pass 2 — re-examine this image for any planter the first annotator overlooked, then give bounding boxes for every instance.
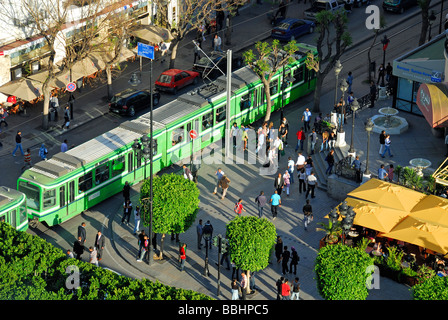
[319,237,339,249]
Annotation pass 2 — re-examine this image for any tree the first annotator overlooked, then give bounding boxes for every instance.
[305,10,352,113]
[243,39,298,122]
[140,173,200,259]
[315,244,374,300]
[226,216,277,272]
[367,14,387,83]
[153,0,244,69]
[418,0,432,46]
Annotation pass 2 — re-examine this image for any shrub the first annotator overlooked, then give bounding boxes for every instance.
[0,222,211,300]
[315,244,374,300]
[413,275,448,300]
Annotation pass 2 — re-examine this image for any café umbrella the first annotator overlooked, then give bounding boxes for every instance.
[380,216,448,255]
[409,195,448,227]
[344,197,409,233]
[0,78,42,101]
[347,178,426,212]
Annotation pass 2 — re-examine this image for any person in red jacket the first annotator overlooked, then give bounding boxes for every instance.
[295,127,305,152]
[179,243,187,272]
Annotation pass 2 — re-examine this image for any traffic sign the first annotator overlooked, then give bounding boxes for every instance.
[137,42,155,60]
[66,82,77,92]
[189,130,198,139]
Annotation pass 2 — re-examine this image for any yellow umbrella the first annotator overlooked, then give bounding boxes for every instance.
[380,216,448,255]
[347,178,426,212]
[409,195,448,227]
[0,78,43,101]
[345,197,409,233]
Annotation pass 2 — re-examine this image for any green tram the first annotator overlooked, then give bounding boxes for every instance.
[16,43,317,227]
[0,186,28,231]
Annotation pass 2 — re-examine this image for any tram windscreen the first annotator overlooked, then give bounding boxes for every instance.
[18,181,40,210]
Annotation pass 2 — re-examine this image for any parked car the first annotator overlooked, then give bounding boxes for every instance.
[192,51,244,79]
[271,18,315,41]
[155,69,200,94]
[382,0,418,13]
[109,88,160,117]
[304,0,345,20]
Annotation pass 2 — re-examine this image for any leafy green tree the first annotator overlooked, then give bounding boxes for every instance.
[140,173,200,258]
[243,39,298,122]
[305,10,352,113]
[226,216,277,272]
[315,244,374,300]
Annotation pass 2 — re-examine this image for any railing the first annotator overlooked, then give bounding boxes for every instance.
[335,155,363,182]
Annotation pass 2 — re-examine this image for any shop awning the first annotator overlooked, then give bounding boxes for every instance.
[416,83,448,128]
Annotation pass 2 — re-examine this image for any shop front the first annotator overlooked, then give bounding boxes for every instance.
[392,33,445,117]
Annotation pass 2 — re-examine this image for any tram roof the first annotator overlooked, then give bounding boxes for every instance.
[0,186,24,206]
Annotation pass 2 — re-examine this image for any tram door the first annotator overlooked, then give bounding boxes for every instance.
[66,181,77,215]
[59,185,67,217]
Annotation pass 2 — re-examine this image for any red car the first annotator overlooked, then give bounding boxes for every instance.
[155,69,200,94]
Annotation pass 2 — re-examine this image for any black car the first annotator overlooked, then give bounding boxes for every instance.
[192,51,244,80]
[109,89,161,116]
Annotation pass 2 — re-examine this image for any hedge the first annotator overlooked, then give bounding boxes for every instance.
[0,222,212,300]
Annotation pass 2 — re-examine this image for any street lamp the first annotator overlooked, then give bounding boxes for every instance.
[349,98,360,154]
[363,118,374,182]
[328,208,339,225]
[339,80,348,133]
[380,35,389,88]
[428,11,437,41]
[202,223,213,277]
[334,60,343,107]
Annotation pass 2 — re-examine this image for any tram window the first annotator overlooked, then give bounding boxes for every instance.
[95,163,110,185]
[59,186,65,208]
[78,173,93,192]
[0,216,4,223]
[43,189,57,209]
[202,112,213,130]
[18,181,40,210]
[215,106,226,124]
[171,126,184,146]
[269,79,279,95]
[9,210,16,228]
[293,66,304,85]
[240,93,251,110]
[19,204,27,225]
[111,156,125,177]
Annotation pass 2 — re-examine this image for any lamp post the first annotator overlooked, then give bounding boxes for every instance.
[428,11,437,41]
[349,98,360,154]
[202,224,213,277]
[334,60,343,107]
[335,80,348,147]
[363,118,374,183]
[380,35,389,88]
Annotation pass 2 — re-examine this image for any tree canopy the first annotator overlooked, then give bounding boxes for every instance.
[140,173,200,235]
[226,216,277,272]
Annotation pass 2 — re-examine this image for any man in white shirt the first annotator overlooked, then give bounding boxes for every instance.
[305,172,318,199]
[296,152,306,171]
